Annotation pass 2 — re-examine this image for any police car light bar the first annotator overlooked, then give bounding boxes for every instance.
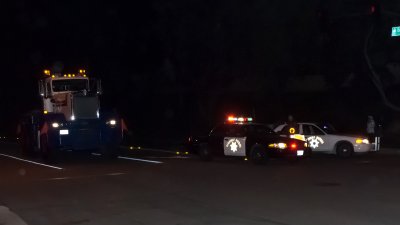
[227,116,253,122]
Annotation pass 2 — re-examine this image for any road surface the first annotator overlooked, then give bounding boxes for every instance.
[1,142,400,225]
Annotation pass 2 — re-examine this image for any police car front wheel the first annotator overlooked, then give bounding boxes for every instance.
[249,145,268,165]
[336,142,354,158]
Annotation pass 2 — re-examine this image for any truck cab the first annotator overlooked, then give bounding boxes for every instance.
[19,69,124,161]
[39,70,99,121]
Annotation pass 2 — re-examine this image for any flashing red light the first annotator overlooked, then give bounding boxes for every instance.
[290,143,297,150]
[227,115,253,122]
[370,5,376,14]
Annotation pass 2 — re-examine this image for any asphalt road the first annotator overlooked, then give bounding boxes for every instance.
[1,142,400,225]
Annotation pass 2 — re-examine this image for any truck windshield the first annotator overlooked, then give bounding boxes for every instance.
[52,79,88,92]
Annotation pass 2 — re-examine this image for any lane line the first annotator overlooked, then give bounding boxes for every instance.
[145,156,191,159]
[46,172,127,181]
[118,156,163,164]
[106,172,126,176]
[121,146,176,154]
[91,152,163,164]
[0,153,63,170]
[49,177,71,180]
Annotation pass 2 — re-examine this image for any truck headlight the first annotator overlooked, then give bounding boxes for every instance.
[107,119,117,125]
[52,122,60,128]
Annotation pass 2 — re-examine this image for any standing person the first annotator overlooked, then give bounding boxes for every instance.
[287,115,295,126]
[366,115,376,142]
[287,115,298,135]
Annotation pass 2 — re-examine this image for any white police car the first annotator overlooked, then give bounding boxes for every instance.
[274,122,373,157]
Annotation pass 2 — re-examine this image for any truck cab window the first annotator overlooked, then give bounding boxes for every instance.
[52,79,88,92]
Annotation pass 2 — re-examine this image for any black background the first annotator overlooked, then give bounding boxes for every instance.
[2,0,400,147]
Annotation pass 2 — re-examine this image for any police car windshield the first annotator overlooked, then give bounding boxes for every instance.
[317,123,337,134]
[52,79,88,92]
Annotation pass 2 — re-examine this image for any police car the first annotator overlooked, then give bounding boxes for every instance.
[274,122,373,158]
[187,116,308,164]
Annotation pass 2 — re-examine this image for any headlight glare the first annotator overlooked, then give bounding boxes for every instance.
[356,138,369,144]
[268,143,287,149]
[107,119,117,125]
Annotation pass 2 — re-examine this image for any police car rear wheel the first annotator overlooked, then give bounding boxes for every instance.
[250,145,267,165]
[198,144,212,161]
[336,142,353,158]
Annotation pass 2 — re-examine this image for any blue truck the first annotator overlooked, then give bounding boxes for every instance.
[19,69,126,162]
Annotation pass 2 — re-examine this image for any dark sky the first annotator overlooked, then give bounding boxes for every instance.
[2,0,400,141]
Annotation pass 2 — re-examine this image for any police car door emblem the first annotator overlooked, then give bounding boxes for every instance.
[307,136,324,148]
[224,138,246,156]
[226,139,241,152]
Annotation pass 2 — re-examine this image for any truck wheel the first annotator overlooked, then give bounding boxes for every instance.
[198,143,212,161]
[100,146,119,160]
[250,145,268,165]
[40,135,60,163]
[336,142,354,158]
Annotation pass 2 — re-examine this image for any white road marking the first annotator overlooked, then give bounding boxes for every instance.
[106,172,126,176]
[118,156,163,164]
[122,146,176,154]
[145,156,191,159]
[91,153,163,164]
[0,153,63,170]
[47,172,127,181]
[49,177,71,180]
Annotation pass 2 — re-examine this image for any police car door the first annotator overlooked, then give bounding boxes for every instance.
[303,124,329,152]
[223,125,246,157]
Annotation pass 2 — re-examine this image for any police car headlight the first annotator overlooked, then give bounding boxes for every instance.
[356,138,369,144]
[107,119,117,126]
[52,122,60,128]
